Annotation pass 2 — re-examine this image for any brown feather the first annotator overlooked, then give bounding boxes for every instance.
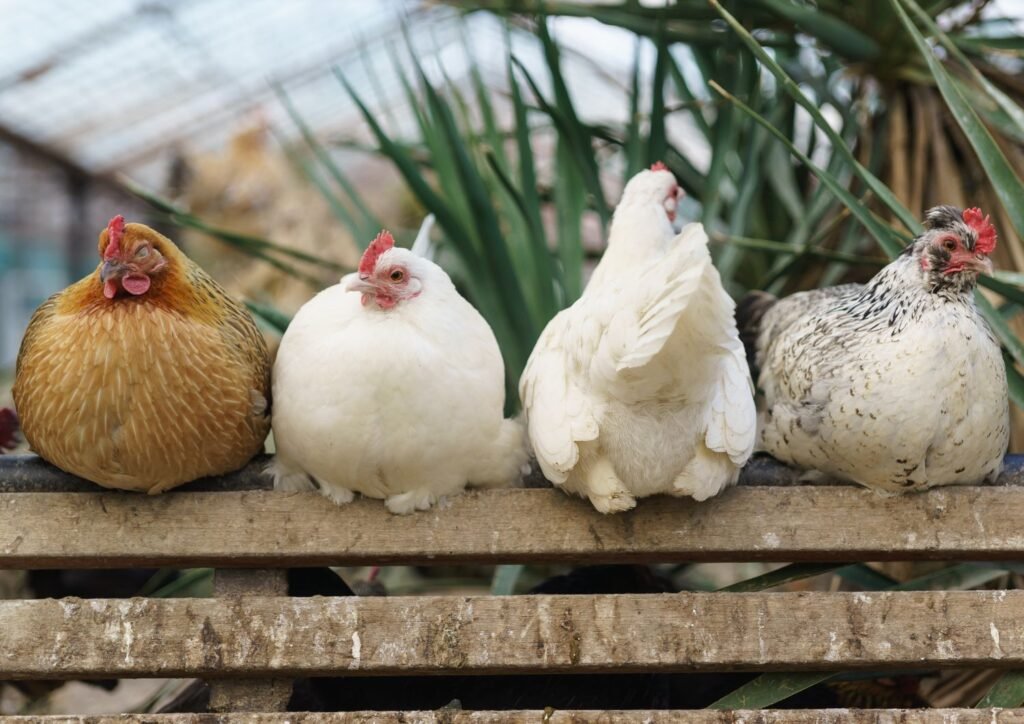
[13,222,270,493]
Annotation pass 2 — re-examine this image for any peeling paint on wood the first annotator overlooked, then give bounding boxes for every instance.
[2,592,1023,679]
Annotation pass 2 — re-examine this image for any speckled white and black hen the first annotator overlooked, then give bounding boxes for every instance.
[739,205,1008,492]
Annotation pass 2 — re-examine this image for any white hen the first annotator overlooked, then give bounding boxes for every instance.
[269,229,526,514]
[519,163,757,513]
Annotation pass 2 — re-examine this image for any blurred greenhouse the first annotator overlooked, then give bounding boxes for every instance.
[3,0,1024,711]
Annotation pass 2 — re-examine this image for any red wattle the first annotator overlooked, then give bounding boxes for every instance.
[122,274,151,295]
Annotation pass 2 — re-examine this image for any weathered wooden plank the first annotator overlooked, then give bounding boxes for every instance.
[208,570,292,713]
[3,484,1024,568]
[2,591,1022,678]
[14,711,1024,724]
[3,453,1022,493]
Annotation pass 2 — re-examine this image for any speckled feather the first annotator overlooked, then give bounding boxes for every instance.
[13,222,270,493]
[750,210,1008,492]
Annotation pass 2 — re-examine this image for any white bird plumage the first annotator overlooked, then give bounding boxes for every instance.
[269,228,526,514]
[519,165,757,513]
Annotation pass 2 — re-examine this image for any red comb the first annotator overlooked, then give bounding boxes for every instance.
[963,207,997,255]
[359,230,395,277]
[650,161,668,172]
[103,215,125,260]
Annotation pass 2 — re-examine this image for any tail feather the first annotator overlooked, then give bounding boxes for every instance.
[735,291,777,378]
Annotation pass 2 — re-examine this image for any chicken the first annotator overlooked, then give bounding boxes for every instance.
[269,229,526,514]
[12,216,271,493]
[739,205,1008,492]
[519,163,757,513]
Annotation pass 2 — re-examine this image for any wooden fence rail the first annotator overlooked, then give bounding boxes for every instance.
[3,484,1024,568]
[4,453,1024,718]
[2,591,1022,679]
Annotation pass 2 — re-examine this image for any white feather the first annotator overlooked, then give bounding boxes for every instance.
[519,168,757,513]
[270,246,526,514]
[409,213,437,260]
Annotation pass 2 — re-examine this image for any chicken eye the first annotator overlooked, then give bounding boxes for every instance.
[942,237,958,252]
[390,269,404,282]
[135,245,150,259]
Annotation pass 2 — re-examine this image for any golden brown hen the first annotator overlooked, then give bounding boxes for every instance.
[13,216,271,493]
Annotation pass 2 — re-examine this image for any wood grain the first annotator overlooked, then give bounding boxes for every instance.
[2,591,1022,678]
[3,483,1024,568]
[12,711,1024,723]
[208,569,291,713]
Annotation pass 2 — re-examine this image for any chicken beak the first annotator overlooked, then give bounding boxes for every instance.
[100,260,125,284]
[971,255,994,276]
[345,275,377,295]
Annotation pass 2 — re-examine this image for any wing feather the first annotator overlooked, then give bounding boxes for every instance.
[519,310,600,483]
[609,224,710,373]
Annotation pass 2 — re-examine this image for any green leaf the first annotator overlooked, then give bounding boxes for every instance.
[273,129,365,245]
[889,0,1024,243]
[707,672,836,710]
[718,562,896,593]
[835,564,898,590]
[977,293,1024,368]
[666,46,713,140]
[718,562,848,592]
[702,40,749,230]
[485,149,557,318]
[977,671,1024,708]
[414,64,536,365]
[333,69,483,285]
[993,271,1024,287]
[980,274,1024,309]
[751,0,881,61]
[708,81,905,258]
[888,562,1008,591]
[246,301,292,335]
[709,0,921,235]
[520,21,609,224]
[149,568,213,598]
[554,137,586,304]
[624,37,644,181]
[646,31,670,166]
[275,86,379,243]
[491,564,525,596]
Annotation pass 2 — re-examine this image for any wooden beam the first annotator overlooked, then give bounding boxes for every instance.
[3,482,1024,568]
[8,711,1024,723]
[1,591,1022,679]
[208,570,291,713]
